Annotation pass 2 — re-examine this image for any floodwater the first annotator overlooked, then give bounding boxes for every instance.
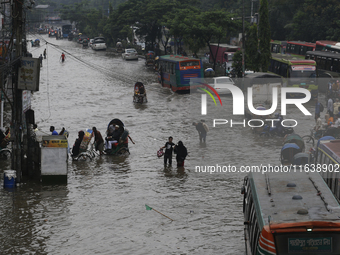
[0,35,318,255]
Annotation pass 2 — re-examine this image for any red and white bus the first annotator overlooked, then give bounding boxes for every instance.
[286,41,316,56]
[316,40,340,53]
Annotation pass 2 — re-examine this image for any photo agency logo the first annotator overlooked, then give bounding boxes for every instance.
[199,82,312,128]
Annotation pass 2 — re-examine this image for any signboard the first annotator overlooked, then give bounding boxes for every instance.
[18,57,40,91]
[22,90,31,113]
[288,237,332,253]
[42,136,68,148]
[291,65,316,71]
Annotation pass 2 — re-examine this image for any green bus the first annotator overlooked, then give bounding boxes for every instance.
[269,53,318,99]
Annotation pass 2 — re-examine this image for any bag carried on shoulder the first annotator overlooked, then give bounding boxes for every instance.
[203,123,209,132]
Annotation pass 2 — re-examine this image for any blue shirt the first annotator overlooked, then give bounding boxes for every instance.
[315,102,321,114]
[52,130,58,135]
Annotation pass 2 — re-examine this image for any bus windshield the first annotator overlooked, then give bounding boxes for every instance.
[180,61,199,67]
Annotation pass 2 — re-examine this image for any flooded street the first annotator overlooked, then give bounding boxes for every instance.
[0,35,318,254]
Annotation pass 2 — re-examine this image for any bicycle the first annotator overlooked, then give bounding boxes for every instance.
[302,129,328,147]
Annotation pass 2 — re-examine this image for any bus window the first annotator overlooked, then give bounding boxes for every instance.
[280,63,288,77]
[320,57,327,69]
[326,57,332,71]
[171,63,174,74]
[180,61,200,67]
[251,218,259,253]
[269,59,274,72]
[300,46,305,55]
[333,59,340,73]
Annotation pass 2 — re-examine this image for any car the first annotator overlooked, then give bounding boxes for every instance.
[91,37,107,51]
[206,76,235,95]
[122,48,138,60]
[89,39,94,48]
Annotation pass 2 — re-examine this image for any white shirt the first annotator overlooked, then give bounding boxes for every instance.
[328,98,334,112]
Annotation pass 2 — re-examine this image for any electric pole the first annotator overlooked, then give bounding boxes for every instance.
[242,0,245,78]
[12,0,23,182]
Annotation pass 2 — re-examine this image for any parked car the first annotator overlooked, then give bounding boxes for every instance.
[122,48,138,60]
[89,39,94,48]
[205,76,235,95]
[91,37,107,51]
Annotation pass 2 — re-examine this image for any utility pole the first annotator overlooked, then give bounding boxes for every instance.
[12,0,23,182]
[242,0,245,78]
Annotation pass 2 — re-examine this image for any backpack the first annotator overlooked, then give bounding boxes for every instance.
[320,103,324,112]
[202,122,209,132]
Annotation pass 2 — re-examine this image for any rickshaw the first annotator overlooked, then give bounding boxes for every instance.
[33,39,40,47]
[133,82,147,103]
[116,42,124,53]
[71,129,94,161]
[105,119,130,155]
[283,134,305,152]
[82,39,89,48]
[316,136,335,147]
[145,51,155,66]
[280,143,302,165]
[291,152,309,166]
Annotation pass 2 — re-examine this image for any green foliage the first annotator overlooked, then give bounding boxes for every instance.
[245,23,259,72]
[35,0,340,50]
[291,0,340,42]
[232,50,243,78]
[258,0,271,72]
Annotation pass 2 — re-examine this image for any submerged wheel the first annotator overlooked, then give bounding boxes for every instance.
[117,147,129,155]
[74,153,92,161]
[302,135,315,147]
[259,132,269,137]
[0,149,12,160]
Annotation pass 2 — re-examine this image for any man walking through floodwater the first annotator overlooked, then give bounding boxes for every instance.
[192,120,208,142]
[60,52,66,62]
[160,136,175,166]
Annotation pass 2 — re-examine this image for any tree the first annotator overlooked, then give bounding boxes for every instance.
[258,0,271,72]
[59,1,91,32]
[291,0,340,42]
[245,23,259,72]
[231,50,243,78]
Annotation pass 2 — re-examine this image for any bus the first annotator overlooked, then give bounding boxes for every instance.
[315,139,340,201]
[62,24,72,38]
[157,55,204,92]
[305,50,340,78]
[316,41,340,53]
[269,53,318,99]
[286,41,316,57]
[270,40,287,54]
[242,171,340,255]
